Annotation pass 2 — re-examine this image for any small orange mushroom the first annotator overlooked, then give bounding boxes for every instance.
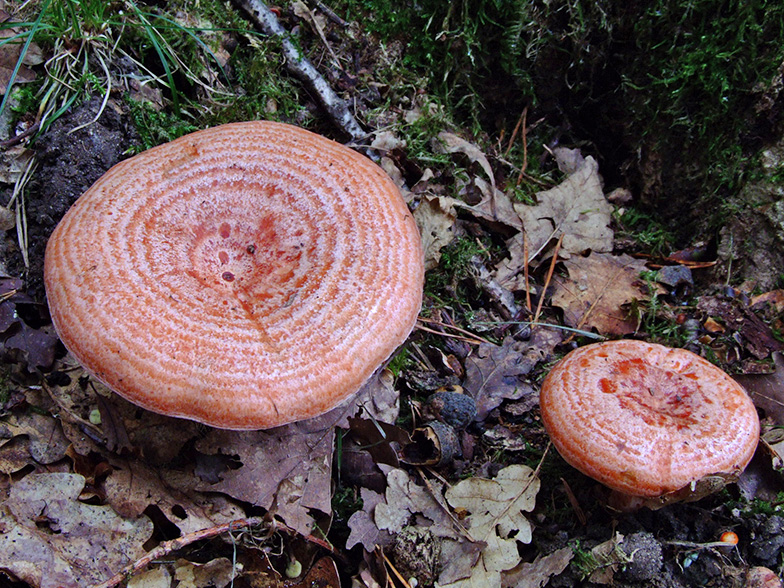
[539,340,759,510]
[44,121,424,430]
[719,531,739,545]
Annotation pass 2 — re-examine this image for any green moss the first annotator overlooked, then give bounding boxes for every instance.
[0,364,10,406]
[333,0,784,242]
[424,236,491,306]
[329,481,364,548]
[748,494,784,515]
[207,40,307,126]
[614,208,675,256]
[386,347,413,378]
[126,98,199,152]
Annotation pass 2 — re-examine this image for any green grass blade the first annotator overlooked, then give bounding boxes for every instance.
[0,0,52,120]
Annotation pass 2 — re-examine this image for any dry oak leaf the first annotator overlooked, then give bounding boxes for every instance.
[191,375,398,537]
[173,557,237,588]
[0,472,153,588]
[104,460,244,536]
[436,131,496,194]
[735,352,784,426]
[501,546,574,588]
[0,413,69,473]
[374,468,460,541]
[551,252,649,336]
[346,487,387,551]
[697,296,784,360]
[127,566,171,587]
[458,177,523,231]
[413,193,457,270]
[463,335,561,421]
[194,422,333,536]
[439,464,540,588]
[0,22,41,94]
[509,156,612,265]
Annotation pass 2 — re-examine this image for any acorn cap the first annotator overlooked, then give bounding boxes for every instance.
[539,340,759,501]
[44,121,424,429]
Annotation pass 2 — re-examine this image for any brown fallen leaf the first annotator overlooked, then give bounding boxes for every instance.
[173,557,236,588]
[513,156,613,261]
[698,296,784,359]
[4,323,59,371]
[584,532,629,584]
[0,472,153,588]
[551,252,649,336]
[413,193,457,270]
[48,365,202,461]
[0,16,42,95]
[463,332,561,420]
[374,468,460,541]
[735,352,784,425]
[104,460,244,536]
[0,145,34,184]
[752,289,784,313]
[346,487,388,551]
[458,177,523,232]
[194,423,334,536]
[436,131,497,194]
[439,464,540,588]
[501,546,574,588]
[0,413,69,469]
[126,566,171,587]
[287,557,340,588]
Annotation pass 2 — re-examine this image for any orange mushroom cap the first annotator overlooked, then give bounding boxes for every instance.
[539,340,759,503]
[44,121,424,430]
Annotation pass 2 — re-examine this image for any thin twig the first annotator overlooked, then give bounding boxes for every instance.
[231,0,365,142]
[523,232,532,312]
[504,107,526,158]
[416,317,491,345]
[0,121,41,148]
[298,1,341,68]
[417,315,490,343]
[560,477,587,525]
[381,550,413,588]
[665,539,739,550]
[313,0,349,26]
[515,106,529,187]
[415,467,475,542]
[473,320,605,340]
[93,517,341,588]
[532,234,563,326]
[92,517,266,588]
[415,323,487,346]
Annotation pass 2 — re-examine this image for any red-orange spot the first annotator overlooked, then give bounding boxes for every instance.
[218,251,229,265]
[219,223,231,239]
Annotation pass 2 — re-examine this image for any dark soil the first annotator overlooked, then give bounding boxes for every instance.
[6,97,139,301]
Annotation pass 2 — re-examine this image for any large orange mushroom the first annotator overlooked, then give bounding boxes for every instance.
[539,340,760,510]
[44,121,424,430]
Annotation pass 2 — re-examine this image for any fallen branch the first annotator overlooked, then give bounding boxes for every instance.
[231,0,365,142]
[92,516,342,588]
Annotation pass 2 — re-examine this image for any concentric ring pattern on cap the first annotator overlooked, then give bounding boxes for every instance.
[539,340,759,497]
[44,121,424,429]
